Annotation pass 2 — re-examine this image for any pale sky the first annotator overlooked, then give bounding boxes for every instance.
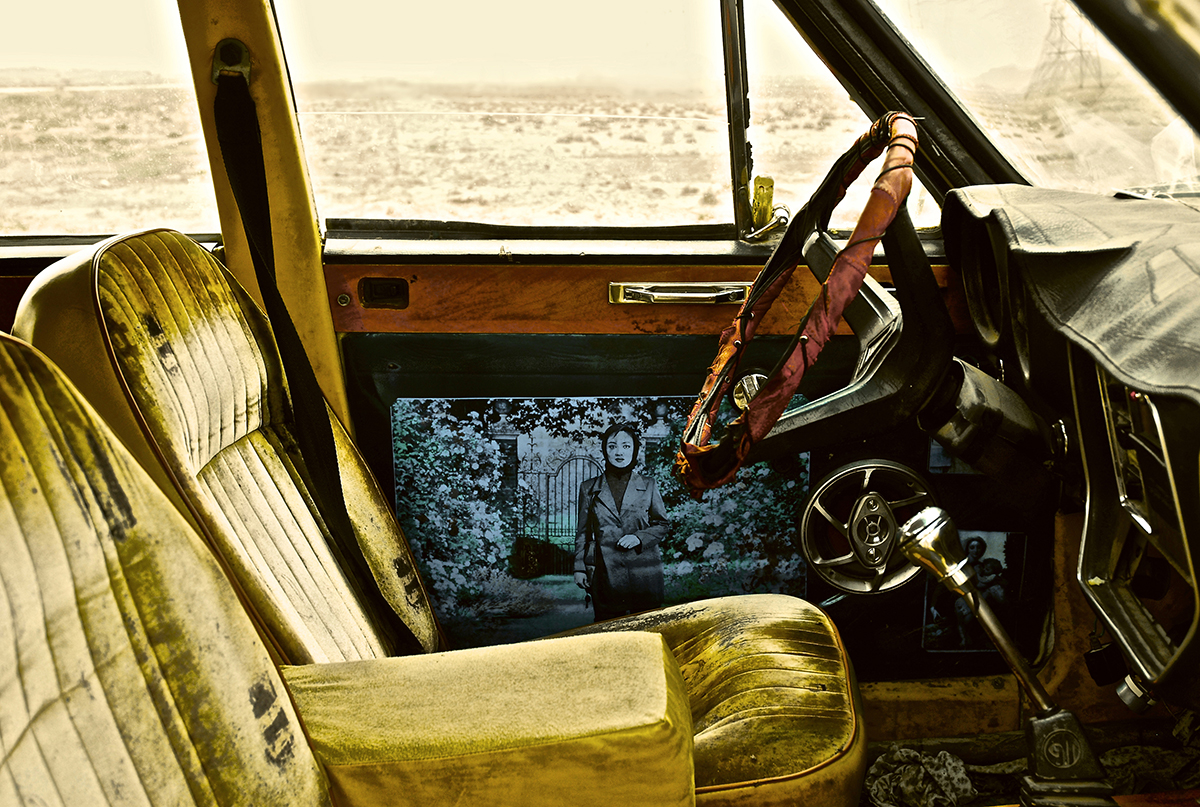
[5,1,191,75]
[6,0,1054,87]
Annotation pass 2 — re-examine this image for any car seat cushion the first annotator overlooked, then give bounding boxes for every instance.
[566,594,867,806]
[282,631,695,807]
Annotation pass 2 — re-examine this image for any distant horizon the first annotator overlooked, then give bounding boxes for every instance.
[0,66,177,87]
[0,63,1044,94]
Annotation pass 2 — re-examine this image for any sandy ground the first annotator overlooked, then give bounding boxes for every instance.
[0,77,979,235]
[1,74,1180,235]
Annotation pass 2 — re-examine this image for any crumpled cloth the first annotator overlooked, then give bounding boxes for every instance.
[865,746,978,807]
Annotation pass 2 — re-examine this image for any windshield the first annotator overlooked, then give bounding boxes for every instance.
[874,0,1200,197]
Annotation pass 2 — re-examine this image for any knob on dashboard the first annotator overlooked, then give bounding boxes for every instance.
[1116,674,1157,713]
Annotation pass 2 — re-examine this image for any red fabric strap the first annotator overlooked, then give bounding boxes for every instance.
[675,112,919,496]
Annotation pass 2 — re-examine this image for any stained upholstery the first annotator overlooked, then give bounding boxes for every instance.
[15,229,867,805]
[569,595,866,806]
[0,334,330,806]
[283,632,695,806]
[0,334,698,806]
[15,230,438,665]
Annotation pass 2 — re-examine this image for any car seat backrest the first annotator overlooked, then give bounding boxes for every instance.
[96,231,281,477]
[0,333,330,806]
[15,230,439,665]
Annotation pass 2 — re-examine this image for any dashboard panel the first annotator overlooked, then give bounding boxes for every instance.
[1074,351,1199,706]
[944,184,1200,709]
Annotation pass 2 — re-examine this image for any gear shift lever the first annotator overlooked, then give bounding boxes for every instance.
[898,507,1116,807]
[899,507,1057,714]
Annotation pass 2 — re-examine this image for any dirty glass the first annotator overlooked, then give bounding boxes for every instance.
[874,0,1200,196]
[1,3,217,234]
[278,0,734,227]
[744,0,940,230]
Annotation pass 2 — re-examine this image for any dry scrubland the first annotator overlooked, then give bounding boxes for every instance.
[0,70,1182,234]
[292,78,872,228]
[0,84,215,234]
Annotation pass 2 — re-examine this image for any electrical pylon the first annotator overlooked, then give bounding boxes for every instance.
[1027,0,1105,94]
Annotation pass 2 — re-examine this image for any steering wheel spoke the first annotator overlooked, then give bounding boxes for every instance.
[812,498,850,538]
[888,491,934,509]
[812,551,858,568]
[859,466,876,493]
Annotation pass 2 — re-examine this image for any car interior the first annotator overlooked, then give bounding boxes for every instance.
[2,0,1200,804]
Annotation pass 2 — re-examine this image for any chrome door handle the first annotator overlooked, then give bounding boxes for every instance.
[608,282,751,304]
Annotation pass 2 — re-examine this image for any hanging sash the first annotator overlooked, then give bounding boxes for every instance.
[675,112,919,496]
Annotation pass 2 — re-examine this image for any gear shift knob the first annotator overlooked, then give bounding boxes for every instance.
[896,506,975,597]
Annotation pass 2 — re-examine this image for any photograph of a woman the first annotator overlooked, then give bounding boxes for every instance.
[573,422,669,621]
[922,531,1023,651]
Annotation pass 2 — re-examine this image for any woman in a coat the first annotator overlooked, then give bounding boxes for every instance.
[573,423,669,621]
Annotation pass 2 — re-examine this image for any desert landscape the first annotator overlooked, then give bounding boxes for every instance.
[292,76,888,229]
[0,71,216,234]
[0,64,1188,235]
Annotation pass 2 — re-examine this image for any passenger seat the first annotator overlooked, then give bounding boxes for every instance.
[0,332,693,806]
[14,230,867,805]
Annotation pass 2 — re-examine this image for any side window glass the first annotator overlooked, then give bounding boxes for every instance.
[2,4,217,235]
[278,0,733,227]
[744,0,939,230]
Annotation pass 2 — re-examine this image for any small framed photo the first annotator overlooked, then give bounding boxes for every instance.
[920,531,1029,652]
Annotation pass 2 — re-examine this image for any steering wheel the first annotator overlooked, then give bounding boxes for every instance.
[799,459,937,594]
[675,111,955,495]
[746,206,956,465]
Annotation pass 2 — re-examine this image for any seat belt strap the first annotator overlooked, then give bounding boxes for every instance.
[213,70,420,654]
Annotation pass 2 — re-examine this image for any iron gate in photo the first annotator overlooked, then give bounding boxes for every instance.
[518,454,602,575]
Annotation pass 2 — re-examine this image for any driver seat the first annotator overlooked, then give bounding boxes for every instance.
[0,332,693,806]
[14,229,866,805]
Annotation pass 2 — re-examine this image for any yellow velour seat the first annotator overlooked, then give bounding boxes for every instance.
[14,229,438,666]
[567,595,864,805]
[14,229,867,805]
[0,334,696,806]
[0,333,329,805]
[281,634,694,806]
